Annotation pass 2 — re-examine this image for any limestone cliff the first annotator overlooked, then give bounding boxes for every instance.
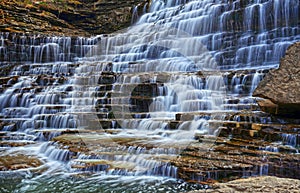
[0,0,149,36]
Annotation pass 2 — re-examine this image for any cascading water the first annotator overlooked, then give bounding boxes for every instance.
[0,0,300,192]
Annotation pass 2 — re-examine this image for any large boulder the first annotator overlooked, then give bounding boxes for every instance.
[253,42,300,118]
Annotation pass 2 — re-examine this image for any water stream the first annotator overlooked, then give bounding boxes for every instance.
[0,0,300,192]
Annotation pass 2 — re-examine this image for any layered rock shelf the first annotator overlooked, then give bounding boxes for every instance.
[0,47,300,184]
[1,55,298,183]
[0,154,43,171]
[0,0,149,36]
[189,176,300,193]
[0,0,300,192]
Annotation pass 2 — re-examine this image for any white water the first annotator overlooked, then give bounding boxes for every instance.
[0,0,300,191]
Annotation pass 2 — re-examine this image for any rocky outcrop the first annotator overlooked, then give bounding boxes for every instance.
[253,42,300,118]
[0,0,149,36]
[0,0,87,36]
[0,154,43,171]
[189,176,300,193]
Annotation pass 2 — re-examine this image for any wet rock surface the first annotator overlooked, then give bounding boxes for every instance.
[0,1,300,191]
[0,57,299,183]
[189,176,300,193]
[254,42,300,118]
[0,154,43,171]
[49,111,300,183]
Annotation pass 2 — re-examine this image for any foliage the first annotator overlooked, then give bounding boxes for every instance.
[24,0,33,5]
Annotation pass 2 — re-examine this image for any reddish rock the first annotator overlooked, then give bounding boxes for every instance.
[0,0,149,36]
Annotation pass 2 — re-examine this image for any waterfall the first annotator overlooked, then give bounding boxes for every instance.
[0,33,100,64]
[0,0,300,190]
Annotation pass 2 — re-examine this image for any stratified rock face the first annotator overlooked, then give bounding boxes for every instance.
[253,42,300,118]
[189,176,300,193]
[0,0,149,36]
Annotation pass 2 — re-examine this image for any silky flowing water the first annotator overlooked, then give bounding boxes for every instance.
[0,0,300,192]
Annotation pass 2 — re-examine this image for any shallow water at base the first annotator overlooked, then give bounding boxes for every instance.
[0,173,205,193]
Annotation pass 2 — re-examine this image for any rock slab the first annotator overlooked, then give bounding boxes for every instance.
[253,42,300,118]
[188,176,300,193]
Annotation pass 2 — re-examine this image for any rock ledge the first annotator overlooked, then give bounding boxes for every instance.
[189,176,300,193]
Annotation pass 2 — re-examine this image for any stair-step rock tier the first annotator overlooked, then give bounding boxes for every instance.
[0,0,300,192]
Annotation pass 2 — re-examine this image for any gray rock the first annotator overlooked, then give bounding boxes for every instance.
[253,42,300,118]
